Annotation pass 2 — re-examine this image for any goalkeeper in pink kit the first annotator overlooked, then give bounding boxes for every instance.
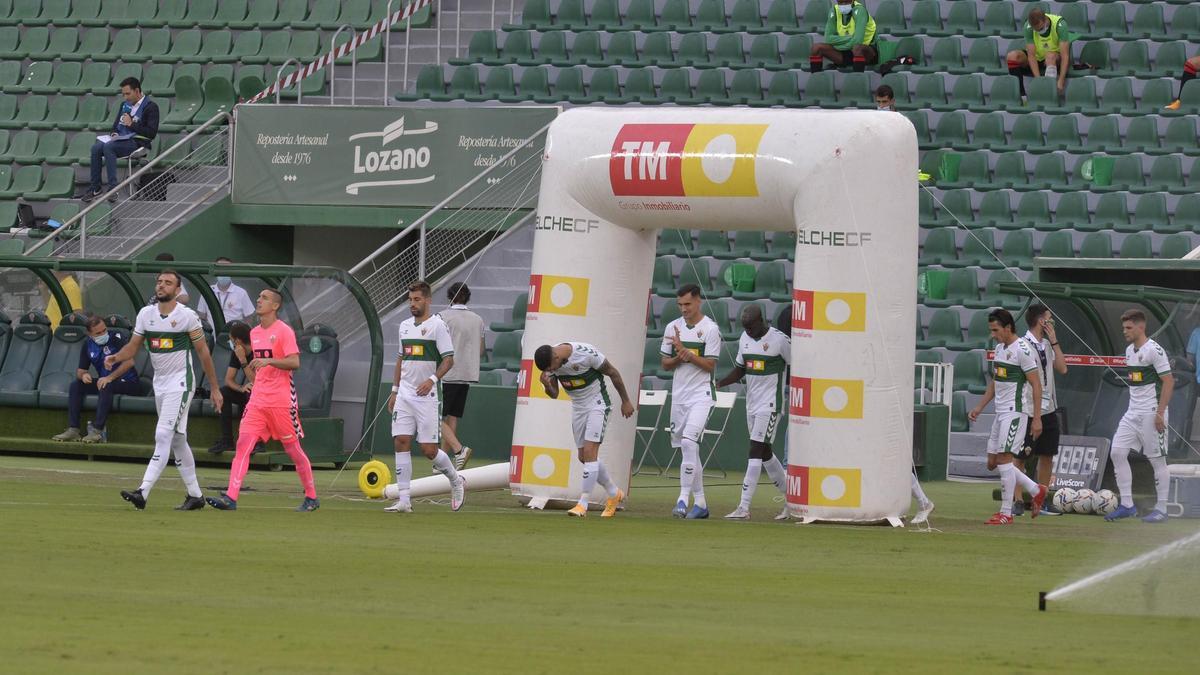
[208,288,319,512]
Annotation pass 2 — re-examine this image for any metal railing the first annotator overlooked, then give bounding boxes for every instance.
[329,25,359,105]
[24,112,233,260]
[915,361,955,442]
[299,120,552,339]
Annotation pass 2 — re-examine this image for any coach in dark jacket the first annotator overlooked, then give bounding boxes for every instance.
[81,77,159,203]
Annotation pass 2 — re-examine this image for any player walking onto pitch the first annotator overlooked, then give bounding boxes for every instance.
[1105,309,1175,524]
[106,271,223,510]
[661,284,721,519]
[968,309,1048,525]
[1022,303,1069,515]
[715,305,790,521]
[207,289,319,512]
[533,342,636,517]
[384,281,465,513]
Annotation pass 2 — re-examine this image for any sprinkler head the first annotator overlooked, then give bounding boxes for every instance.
[1038,591,1046,612]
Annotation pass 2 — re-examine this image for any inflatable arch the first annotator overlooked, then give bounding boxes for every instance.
[510,108,918,524]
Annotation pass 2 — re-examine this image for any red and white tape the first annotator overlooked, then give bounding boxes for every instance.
[986,351,1126,367]
[245,0,434,104]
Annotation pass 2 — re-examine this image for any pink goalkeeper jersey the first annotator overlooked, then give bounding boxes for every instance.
[248,320,300,409]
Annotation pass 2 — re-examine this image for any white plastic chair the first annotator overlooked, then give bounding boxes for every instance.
[633,388,670,476]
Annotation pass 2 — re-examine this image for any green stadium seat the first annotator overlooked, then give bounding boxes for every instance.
[949,311,992,351]
[735,260,789,302]
[643,337,667,378]
[0,165,43,199]
[931,189,972,228]
[61,62,108,96]
[839,72,873,108]
[193,76,236,121]
[981,3,1018,38]
[951,392,970,431]
[977,191,1014,230]
[873,0,906,35]
[17,131,65,164]
[1008,115,1045,152]
[0,25,47,59]
[1094,193,1134,233]
[1010,191,1051,231]
[0,94,45,129]
[1114,42,1151,77]
[158,28,199,63]
[933,112,969,150]
[956,229,1002,269]
[746,34,780,69]
[1160,234,1193,259]
[1163,118,1199,157]
[1090,4,1127,40]
[656,0,690,31]
[25,167,74,201]
[395,64,442,101]
[490,293,528,332]
[1141,155,1186,195]
[1029,154,1067,192]
[72,96,108,131]
[710,261,742,298]
[615,68,651,104]
[471,67,516,102]
[659,69,693,104]
[952,351,988,395]
[1177,196,1200,234]
[760,231,794,262]
[961,112,1003,152]
[651,257,677,297]
[798,0,829,33]
[1000,230,1035,270]
[95,27,139,62]
[0,312,51,404]
[0,129,33,161]
[909,0,943,34]
[550,0,585,29]
[1048,192,1088,231]
[943,2,979,38]
[912,37,963,74]
[551,66,586,101]
[28,96,72,130]
[1080,232,1113,259]
[1128,193,1173,234]
[676,262,716,300]
[918,190,938,228]
[1039,116,1081,154]
[588,0,621,29]
[918,228,957,267]
[764,0,798,33]
[939,152,992,191]
[433,66,476,102]
[769,34,811,73]
[1120,233,1153,260]
[1039,231,1075,260]
[652,300,684,339]
[603,32,639,66]
[14,61,54,94]
[621,0,653,30]
[754,71,799,107]
[188,30,233,64]
[657,229,690,256]
[723,231,769,260]
[920,310,962,349]
[243,31,288,65]
[986,75,1023,112]
[633,32,672,66]
[497,30,534,64]
[691,0,727,32]
[1129,5,1166,41]
[976,269,1022,310]
[482,331,522,372]
[0,129,8,154]
[911,74,949,111]
[929,268,982,309]
[519,67,552,103]
[725,69,762,105]
[712,33,747,68]
[47,131,93,166]
[162,75,202,127]
[229,0,276,29]
[687,230,728,257]
[729,0,763,32]
[964,38,1004,76]
[905,110,932,148]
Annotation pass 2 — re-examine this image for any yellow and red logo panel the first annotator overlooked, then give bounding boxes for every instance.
[789,376,864,419]
[528,274,589,316]
[786,465,863,508]
[516,359,563,400]
[509,445,572,487]
[792,289,867,332]
[609,124,768,197]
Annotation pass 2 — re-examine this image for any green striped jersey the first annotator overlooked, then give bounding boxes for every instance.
[397,314,454,398]
[134,303,203,395]
[736,327,790,415]
[991,337,1039,414]
[660,315,721,406]
[547,342,609,409]
[1124,338,1171,414]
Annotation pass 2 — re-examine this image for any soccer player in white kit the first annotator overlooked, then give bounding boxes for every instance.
[660,284,721,519]
[385,281,465,513]
[1105,309,1175,524]
[533,341,636,517]
[715,305,791,521]
[105,270,224,510]
[968,309,1048,525]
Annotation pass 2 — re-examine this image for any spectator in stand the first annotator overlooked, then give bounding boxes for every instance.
[198,257,256,326]
[875,85,896,111]
[80,77,159,204]
[810,0,878,73]
[51,314,141,443]
[1165,54,1200,111]
[1007,9,1071,98]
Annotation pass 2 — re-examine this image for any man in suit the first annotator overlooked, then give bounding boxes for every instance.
[80,77,159,203]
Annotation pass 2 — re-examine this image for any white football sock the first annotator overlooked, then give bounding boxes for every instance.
[394,451,412,500]
[172,433,202,498]
[1149,456,1170,513]
[432,449,459,482]
[762,456,787,495]
[1111,446,1135,507]
[580,461,599,507]
[678,443,696,505]
[1045,65,1058,79]
[998,463,1017,516]
[740,459,763,509]
[596,462,618,497]
[684,439,706,508]
[1013,463,1039,494]
[139,425,176,497]
[910,470,931,507]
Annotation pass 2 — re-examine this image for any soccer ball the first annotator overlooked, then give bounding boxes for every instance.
[1091,489,1119,515]
[1052,488,1078,513]
[1073,489,1097,514]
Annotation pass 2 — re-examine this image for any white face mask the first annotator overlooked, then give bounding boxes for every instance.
[838,4,853,15]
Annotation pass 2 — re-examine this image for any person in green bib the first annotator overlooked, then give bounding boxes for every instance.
[1006,9,1072,98]
[810,0,878,73]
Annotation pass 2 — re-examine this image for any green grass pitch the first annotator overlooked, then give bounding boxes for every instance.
[1,455,1195,673]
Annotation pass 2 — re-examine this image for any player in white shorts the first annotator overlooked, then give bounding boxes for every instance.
[533,341,636,517]
[968,308,1047,525]
[716,305,791,521]
[1105,309,1174,524]
[385,281,465,513]
[105,270,223,511]
[660,284,721,520]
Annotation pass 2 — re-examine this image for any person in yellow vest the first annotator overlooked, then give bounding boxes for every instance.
[44,271,83,331]
[1007,9,1072,99]
[810,0,877,73]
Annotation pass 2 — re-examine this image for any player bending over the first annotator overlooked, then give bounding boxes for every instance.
[661,284,721,520]
[207,289,319,512]
[1105,310,1174,524]
[715,305,790,521]
[533,342,635,517]
[968,309,1048,525]
[107,271,223,510]
[385,281,465,513]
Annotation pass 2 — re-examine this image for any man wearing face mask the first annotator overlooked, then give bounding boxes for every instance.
[198,257,256,327]
[874,85,896,111]
[52,314,141,443]
[810,0,878,73]
[1007,9,1072,99]
[208,320,255,455]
